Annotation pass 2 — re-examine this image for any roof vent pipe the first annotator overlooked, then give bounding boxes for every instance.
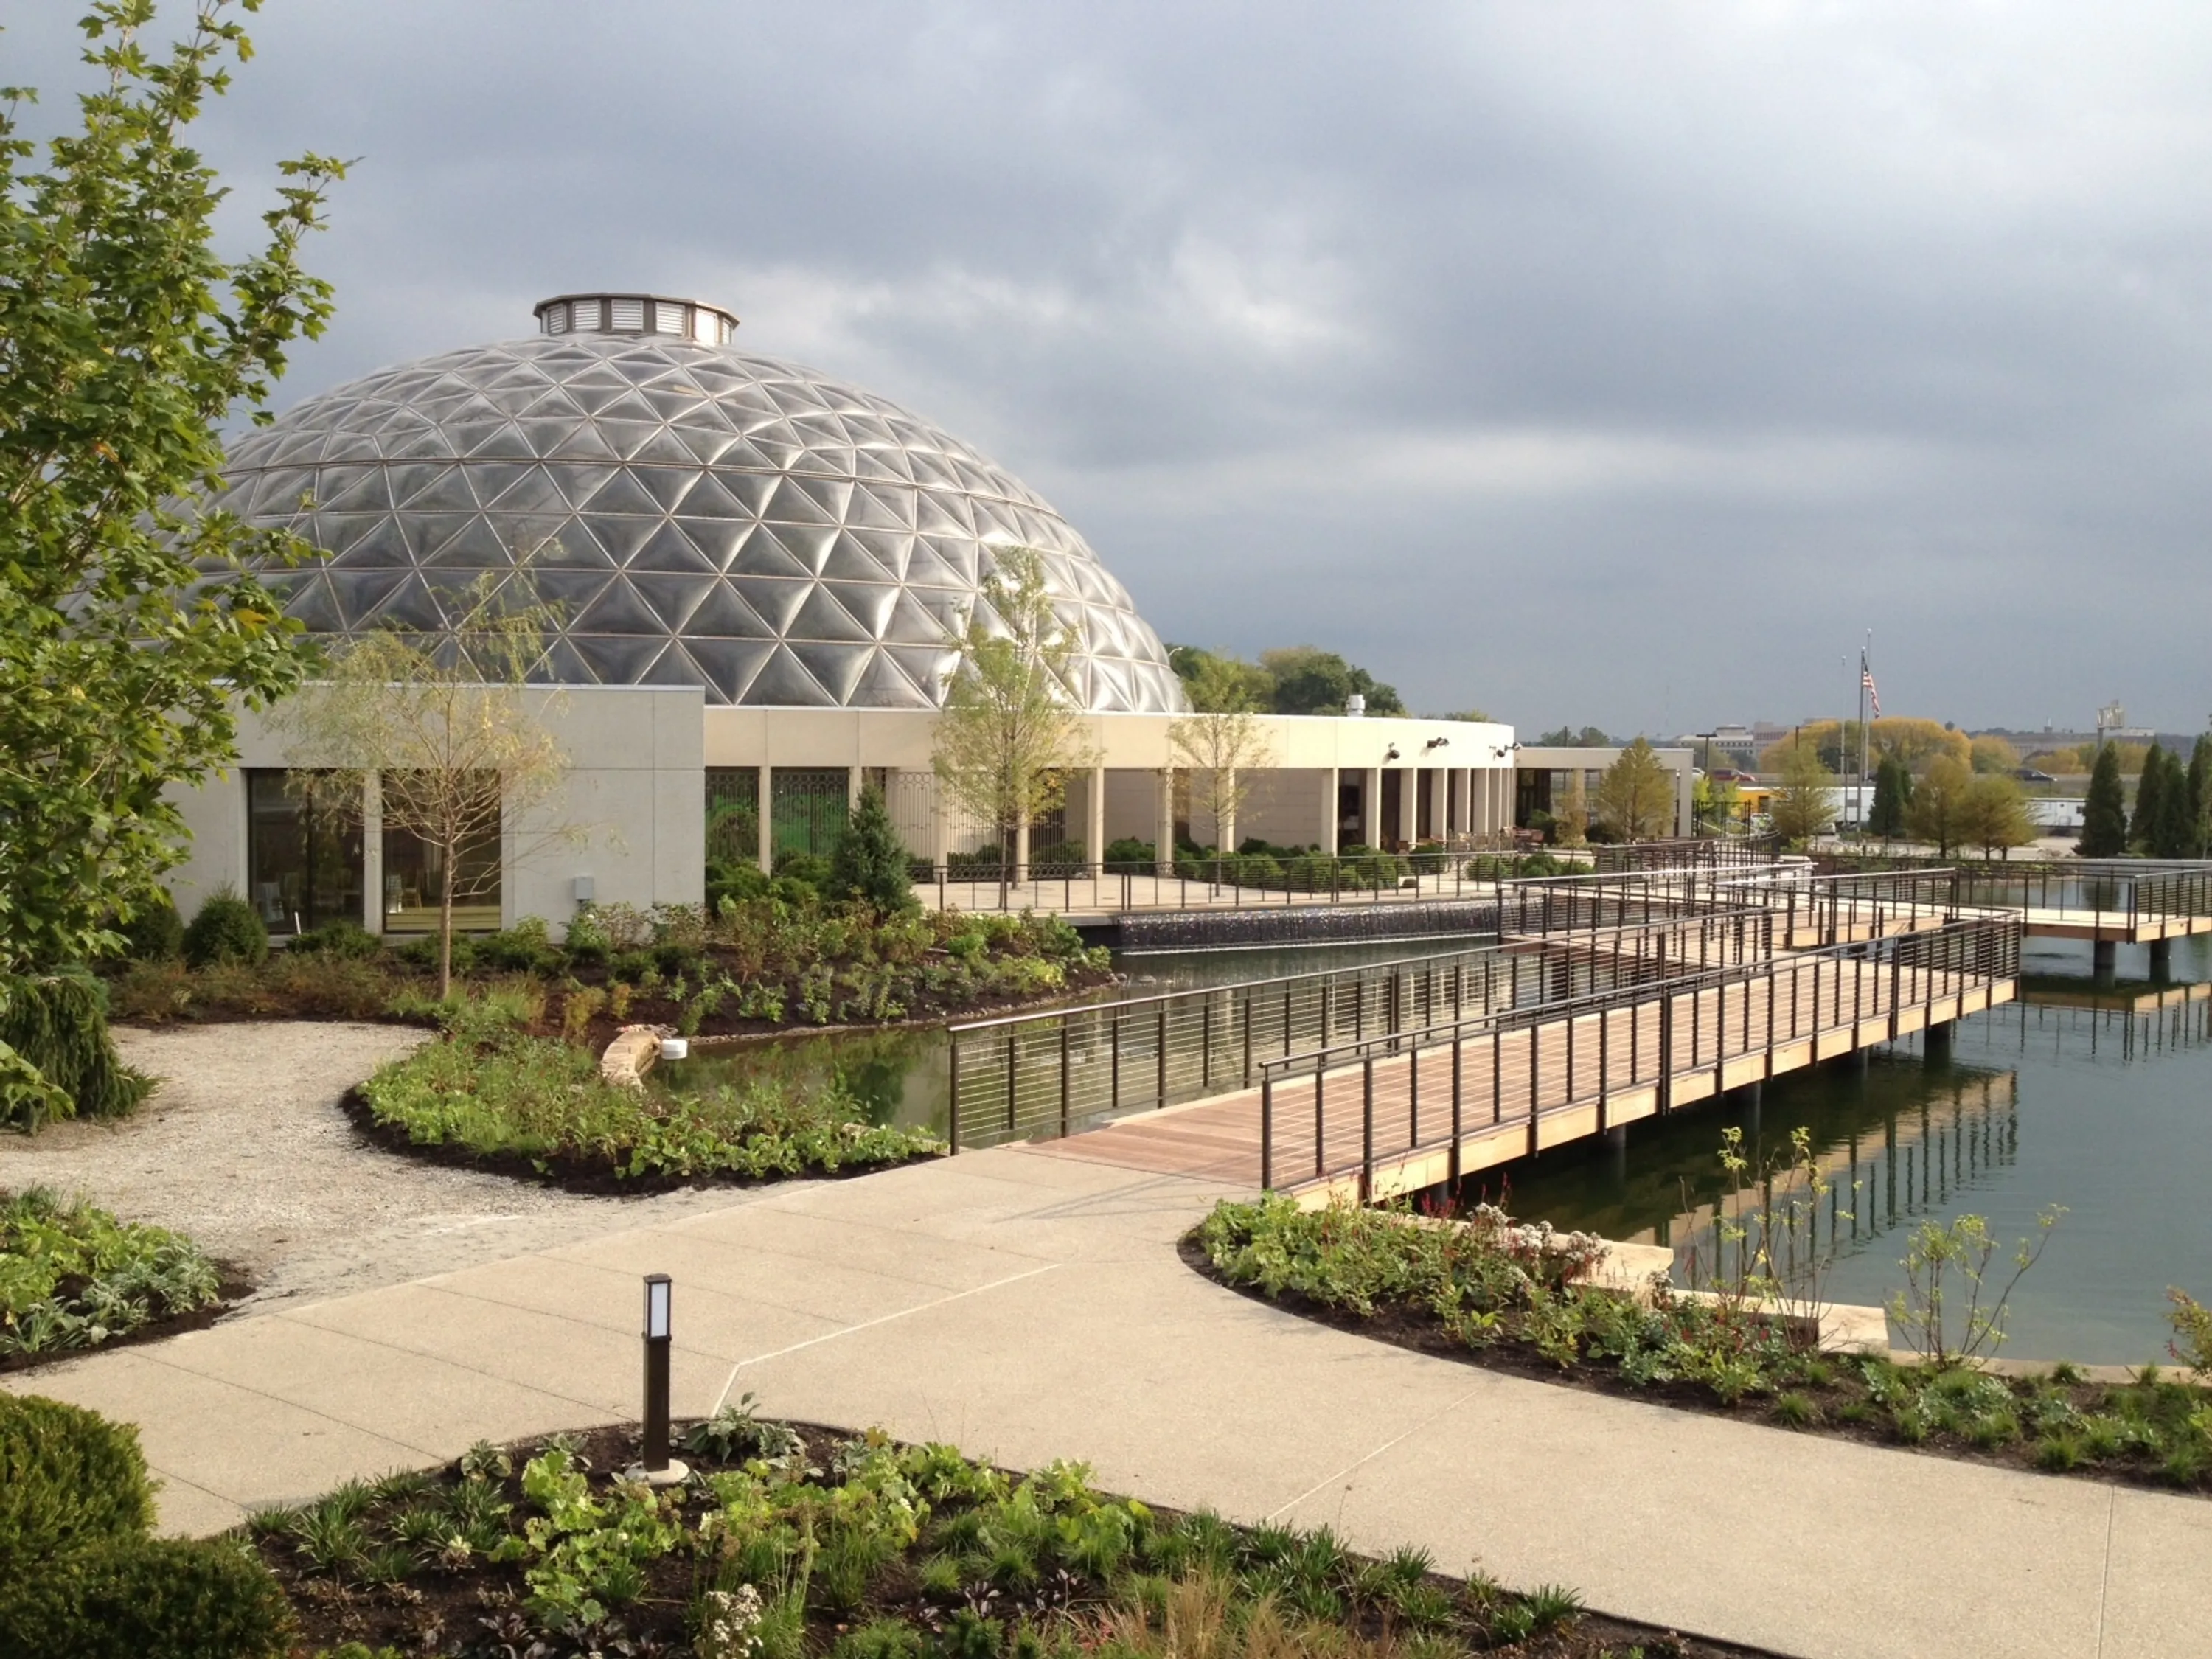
[1346,693,1366,718]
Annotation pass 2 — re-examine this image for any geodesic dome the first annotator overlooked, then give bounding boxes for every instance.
[209,293,1185,712]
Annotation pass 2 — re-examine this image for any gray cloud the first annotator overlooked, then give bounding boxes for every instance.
[10,0,2211,734]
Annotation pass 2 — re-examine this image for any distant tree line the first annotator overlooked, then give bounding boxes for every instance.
[1166,644,1408,717]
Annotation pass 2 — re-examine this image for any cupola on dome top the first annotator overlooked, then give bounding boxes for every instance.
[209,294,1186,713]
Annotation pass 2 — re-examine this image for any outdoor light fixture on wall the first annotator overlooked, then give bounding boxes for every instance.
[1425,737,1450,750]
[632,1273,688,1486]
[1385,745,1401,762]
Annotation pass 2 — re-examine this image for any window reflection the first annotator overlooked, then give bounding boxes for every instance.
[246,771,364,936]
[380,770,502,933]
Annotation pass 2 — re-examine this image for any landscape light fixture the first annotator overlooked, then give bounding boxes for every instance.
[632,1273,688,1486]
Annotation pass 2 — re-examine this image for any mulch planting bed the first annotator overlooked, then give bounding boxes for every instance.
[251,1416,1783,1659]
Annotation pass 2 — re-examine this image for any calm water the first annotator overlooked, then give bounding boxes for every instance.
[652,934,1494,1138]
[1498,933,2212,1363]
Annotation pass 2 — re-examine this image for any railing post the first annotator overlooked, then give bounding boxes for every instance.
[1313,1067,1326,1178]
[1361,1057,1376,1202]
[1058,1021,1071,1138]
[1450,1036,1464,1188]
[1408,1045,1420,1147]
[1242,995,1254,1086]
[948,1036,962,1153]
[1261,1074,1274,1192]
[1157,1004,1169,1110]
[1201,998,1213,1091]
[1110,1013,1120,1113]
[1007,1029,1019,1136]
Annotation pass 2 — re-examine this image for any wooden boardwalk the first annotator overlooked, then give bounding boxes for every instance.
[1034,953,2014,1204]
[2016,907,2212,945]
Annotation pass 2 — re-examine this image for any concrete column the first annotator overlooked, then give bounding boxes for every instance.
[1361,766,1382,849]
[1155,768,1176,875]
[1086,765,1107,879]
[1453,768,1472,841]
[1924,1021,1954,1065]
[2150,938,2173,981]
[2093,938,2117,983]
[756,764,773,874]
[1398,766,1418,849]
[846,765,862,813]
[1318,768,1339,855]
[362,771,385,933]
[1014,816,1030,886]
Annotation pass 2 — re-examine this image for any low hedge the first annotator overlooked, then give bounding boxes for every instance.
[0,1534,293,1659]
[0,1394,292,1659]
[0,1394,154,1570]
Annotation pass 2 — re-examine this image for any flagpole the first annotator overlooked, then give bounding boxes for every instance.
[1856,636,1867,835]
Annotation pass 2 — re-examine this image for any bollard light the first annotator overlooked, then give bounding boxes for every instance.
[633,1273,687,1485]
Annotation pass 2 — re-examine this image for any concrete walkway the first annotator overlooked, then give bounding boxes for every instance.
[11,1148,2210,1659]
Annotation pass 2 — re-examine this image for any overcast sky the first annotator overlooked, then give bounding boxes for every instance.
[12,1,2212,736]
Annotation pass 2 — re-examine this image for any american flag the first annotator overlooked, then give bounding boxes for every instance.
[1860,651,1880,719]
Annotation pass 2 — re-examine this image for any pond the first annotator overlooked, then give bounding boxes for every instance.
[1495,932,2212,1364]
[650,934,1495,1139]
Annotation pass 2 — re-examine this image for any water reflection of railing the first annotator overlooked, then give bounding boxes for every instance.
[1983,982,2212,1068]
[1649,1069,2022,1288]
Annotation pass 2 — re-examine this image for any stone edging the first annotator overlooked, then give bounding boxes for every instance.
[599,1024,672,1089]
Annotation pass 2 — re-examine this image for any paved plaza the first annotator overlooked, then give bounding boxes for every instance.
[12,1141,2211,1659]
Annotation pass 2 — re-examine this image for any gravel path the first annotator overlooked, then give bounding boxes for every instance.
[0,1022,778,1308]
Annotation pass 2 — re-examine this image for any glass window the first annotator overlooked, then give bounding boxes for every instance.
[380,771,501,933]
[246,770,364,936]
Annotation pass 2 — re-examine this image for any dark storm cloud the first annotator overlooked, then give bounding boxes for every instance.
[10,1,2212,733]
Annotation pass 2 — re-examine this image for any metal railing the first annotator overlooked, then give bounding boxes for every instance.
[945,902,1782,1152]
[916,840,1777,914]
[1592,834,1781,873]
[1714,866,1962,944]
[1256,914,2023,1197]
[1812,855,2212,936]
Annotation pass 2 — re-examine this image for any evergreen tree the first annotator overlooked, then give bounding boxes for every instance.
[2151,747,2194,860]
[2081,743,2129,857]
[2131,743,2168,855]
[1869,754,1912,839]
[2188,737,2212,858]
[830,787,919,914]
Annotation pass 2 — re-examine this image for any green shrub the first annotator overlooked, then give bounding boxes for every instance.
[181,887,268,969]
[830,789,920,914]
[120,894,184,964]
[1,1189,223,1359]
[0,1394,156,1571]
[0,972,149,1129]
[0,1534,293,1659]
[286,919,381,960]
[474,917,561,974]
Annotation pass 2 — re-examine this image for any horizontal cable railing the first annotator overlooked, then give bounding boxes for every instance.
[919,837,1778,914]
[1591,834,1782,872]
[944,898,1782,1152]
[1257,914,2023,1198]
[1815,855,2212,935]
